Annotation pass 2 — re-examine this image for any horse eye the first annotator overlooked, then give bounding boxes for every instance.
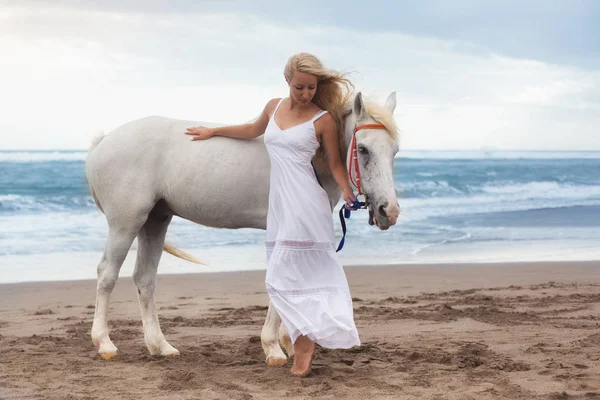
[357,146,369,155]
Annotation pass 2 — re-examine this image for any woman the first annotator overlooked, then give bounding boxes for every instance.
[185,53,360,377]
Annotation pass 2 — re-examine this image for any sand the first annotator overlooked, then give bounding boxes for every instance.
[1,261,599,399]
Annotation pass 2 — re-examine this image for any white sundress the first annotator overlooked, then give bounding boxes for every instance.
[264,98,360,349]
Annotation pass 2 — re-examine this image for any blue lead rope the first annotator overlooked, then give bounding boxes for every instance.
[336,200,366,252]
[311,161,366,253]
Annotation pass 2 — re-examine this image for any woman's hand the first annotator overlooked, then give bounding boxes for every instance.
[343,188,358,209]
[185,126,215,141]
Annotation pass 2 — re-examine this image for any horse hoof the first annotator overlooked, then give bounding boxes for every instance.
[266,356,287,366]
[153,342,180,357]
[162,349,180,357]
[99,352,118,360]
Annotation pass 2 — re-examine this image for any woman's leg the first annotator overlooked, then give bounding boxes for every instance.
[290,335,315,377]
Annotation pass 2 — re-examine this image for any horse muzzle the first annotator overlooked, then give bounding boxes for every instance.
[369,200,400,230]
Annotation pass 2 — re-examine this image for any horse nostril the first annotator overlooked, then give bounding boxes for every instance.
[378,203,388,217]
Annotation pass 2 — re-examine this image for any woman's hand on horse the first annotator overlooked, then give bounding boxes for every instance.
[185,126,215,141]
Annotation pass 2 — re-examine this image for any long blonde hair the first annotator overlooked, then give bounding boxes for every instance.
[284,53,353,154]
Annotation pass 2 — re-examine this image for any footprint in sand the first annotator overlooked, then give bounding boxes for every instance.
[56,316,78,321]
[33,309,55,315]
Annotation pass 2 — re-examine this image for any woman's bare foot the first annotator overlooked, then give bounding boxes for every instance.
[289,335,315,377]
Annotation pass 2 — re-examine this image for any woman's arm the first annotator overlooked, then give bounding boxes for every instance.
[185,98,280,141]
[317,114,357,207]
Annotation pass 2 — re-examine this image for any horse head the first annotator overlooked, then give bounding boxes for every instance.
[345,92,401,230]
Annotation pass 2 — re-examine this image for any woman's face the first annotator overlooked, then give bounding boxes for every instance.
[288,71,318,105]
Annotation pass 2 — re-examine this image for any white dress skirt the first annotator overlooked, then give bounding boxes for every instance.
[263,98,360,349]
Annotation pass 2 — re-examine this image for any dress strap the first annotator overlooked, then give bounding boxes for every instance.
[310,109,328,122]
[272,98,285,119]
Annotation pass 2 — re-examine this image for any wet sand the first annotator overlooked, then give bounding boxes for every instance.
[1,261,599,399]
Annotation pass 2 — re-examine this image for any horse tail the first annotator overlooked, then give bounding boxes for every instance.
[163,243,205,265]
[86,132,105,213]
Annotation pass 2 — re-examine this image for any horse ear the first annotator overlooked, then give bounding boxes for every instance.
[385,92,397,113]
[353,92,366,119]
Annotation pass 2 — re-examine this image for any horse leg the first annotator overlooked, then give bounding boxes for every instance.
[91,225,139,359]
[133,213,179,356]
[261,301,288,366]
[279,323,294,357]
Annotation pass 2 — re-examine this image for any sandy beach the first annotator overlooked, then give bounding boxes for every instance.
[1,261,600,399]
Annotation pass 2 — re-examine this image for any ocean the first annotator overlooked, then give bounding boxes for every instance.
[1,150,599,283]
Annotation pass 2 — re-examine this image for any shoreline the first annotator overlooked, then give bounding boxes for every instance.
[1,251,599,285]
[3,258,600,281]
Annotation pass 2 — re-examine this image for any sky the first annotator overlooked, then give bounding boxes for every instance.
[0,0,599,150]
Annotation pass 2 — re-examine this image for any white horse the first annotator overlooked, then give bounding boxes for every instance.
[85,92,400,362]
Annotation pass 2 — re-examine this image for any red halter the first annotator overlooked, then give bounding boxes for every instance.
[349,124,387,195]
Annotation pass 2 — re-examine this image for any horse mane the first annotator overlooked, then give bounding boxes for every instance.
[340,96,399,143]
[364,101,399,142]
[314,94,399,171]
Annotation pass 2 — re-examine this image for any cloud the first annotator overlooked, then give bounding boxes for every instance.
[10,0,600,68]
[0,3,598,150]
[504,80,599,110]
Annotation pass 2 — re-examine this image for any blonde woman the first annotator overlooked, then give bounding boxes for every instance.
[186,53,360,377]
